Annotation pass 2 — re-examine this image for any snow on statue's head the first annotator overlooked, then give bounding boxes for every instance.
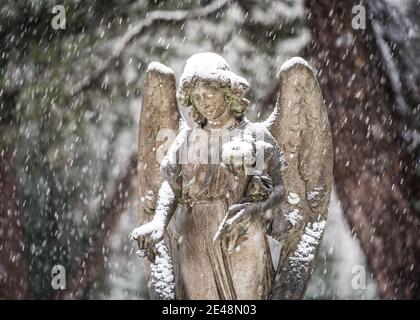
[177,52,250,127]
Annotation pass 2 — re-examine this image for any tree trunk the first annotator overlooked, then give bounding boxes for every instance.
[306,0,420,299]
[0,145,31,299]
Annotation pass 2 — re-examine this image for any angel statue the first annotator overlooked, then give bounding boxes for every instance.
[130,52,333,300]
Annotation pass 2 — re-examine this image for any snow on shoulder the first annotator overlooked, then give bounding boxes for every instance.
[146,61,174,75]
[280,56,312,73]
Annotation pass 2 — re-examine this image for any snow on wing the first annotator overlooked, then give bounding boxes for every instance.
[138,62,179,224]
[137,62,179,299]
[268,57,333,299]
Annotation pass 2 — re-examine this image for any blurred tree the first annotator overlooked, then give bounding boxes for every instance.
[306,0,420,299]
[1,0,418,300]
[0,143,30,299]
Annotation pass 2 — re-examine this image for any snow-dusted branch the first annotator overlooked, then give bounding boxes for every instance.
[71,0,230,96]
[247,0,304,25]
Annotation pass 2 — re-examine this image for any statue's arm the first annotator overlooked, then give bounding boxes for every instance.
[241,131,286,215]
[215,131,286,244]
[130,130,185,261]
[256,134,285,213]
[148,128,186,235]
[130,176,180,261]
[243,154,285,216]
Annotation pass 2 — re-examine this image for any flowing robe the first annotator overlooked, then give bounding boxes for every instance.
[163,121,284,299]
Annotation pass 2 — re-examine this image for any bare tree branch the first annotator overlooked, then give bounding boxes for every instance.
[71,0,230,96]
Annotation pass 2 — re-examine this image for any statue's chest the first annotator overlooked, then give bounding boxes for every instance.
[181,163,244,204]
[179,126,257,203]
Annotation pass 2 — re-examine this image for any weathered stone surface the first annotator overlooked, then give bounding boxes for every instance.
[269,61,333,299]
[138,64,179,299]
[135,55,333,300]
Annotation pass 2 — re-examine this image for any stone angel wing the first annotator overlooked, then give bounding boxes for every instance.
[267,58,334,299]
[137,62,179,299]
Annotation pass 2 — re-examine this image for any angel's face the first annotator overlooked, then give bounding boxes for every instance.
[190,82,227,121]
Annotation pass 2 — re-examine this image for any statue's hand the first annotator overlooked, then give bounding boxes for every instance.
[130,220,164,263]
[214,203,258,254]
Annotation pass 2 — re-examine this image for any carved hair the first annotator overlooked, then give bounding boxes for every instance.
[178,79,250,127]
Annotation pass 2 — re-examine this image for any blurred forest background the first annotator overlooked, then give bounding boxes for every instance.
[0,0,419,299]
